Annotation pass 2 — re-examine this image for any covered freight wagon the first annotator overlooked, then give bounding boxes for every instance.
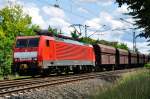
[116,49,129,69]
[93,44,116,70]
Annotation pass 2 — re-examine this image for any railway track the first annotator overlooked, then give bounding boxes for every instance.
[0,68,141,97]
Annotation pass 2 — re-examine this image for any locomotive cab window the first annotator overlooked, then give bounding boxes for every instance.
[28,38,39,47]
[46,40,50,47]
[16,38,39,48]
[16,39,28,48]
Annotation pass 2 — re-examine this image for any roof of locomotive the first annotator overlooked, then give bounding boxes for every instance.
[16,36,40,39]
[53,36,92,47]
[16,35,92,47]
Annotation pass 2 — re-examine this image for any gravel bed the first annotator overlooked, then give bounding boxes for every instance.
[5,78,112,99]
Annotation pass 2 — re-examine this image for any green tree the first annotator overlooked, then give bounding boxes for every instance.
[71,30,80,39]
[80,37,129,50]
[0,5,38,75]
[48,25,59,36]
[114,43,128,50]
[80,37,97,44]
[116,0,150,39]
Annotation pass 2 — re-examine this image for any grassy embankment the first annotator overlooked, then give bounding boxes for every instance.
[92,66,150,99]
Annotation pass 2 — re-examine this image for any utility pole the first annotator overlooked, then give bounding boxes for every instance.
[84,25,90,38]
[78,24,83,34]
[133,31,136,52]
[120,18,137,52]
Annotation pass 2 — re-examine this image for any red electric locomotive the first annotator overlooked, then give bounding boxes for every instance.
[13,35,95,75]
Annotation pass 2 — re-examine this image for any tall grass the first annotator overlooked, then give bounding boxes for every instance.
[144,63,150,68]
[92,69,150,99]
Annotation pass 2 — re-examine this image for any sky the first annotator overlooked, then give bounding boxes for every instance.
[0,0,149,54]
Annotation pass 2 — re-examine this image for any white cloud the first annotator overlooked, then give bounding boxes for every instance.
[85,18,101,30]
[23,4,46,29]
[83,10,137,46]
[78,0,114,6]
[47,17,70,30]
[42,6,65,19]
[137,42,149,54]
[78,0,113,3]
[42,6,72,34]
[122,41,149,54]
[78,7,89,13]
[84,11,125,34]
[21,2,72,34]
[99,12,124,29]
[0,1,5,9]
[7,0,17,4]
[0,1,46,28]
[116,5,129,14]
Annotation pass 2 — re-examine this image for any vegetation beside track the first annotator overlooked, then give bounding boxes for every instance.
[0,75,31,80]
[144,63,150,69]
[91,69,150,99]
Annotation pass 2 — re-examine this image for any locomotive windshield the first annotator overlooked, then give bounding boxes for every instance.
[16,38,39,48]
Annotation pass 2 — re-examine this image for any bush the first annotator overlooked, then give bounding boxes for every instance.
[144,63,150,68]
[92,70,150,99]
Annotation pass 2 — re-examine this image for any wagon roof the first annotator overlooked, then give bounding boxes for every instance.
[97,44,116,50]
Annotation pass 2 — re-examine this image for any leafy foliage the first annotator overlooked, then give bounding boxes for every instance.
[113,43,128,50]
[116,0,150,39]
[80,37,97,44]
[48,25,59,36]
[71,30,81,39]
[144,63,150,68]
[92,70,150,99]
[0,5,38,75]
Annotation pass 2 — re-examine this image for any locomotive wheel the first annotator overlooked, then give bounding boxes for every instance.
[65,67,70,75]
[95,66,103,72]
[56,69,62,75]
[42,69,50,76]
[73,66,80,74]
[91,66,95,72]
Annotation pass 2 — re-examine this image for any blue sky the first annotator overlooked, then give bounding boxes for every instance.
[0,0,149,53]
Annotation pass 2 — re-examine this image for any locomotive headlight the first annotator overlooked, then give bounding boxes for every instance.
[32,57,37,61]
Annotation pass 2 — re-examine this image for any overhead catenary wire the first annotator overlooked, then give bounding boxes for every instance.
[39,0,92,20]
[38,0,109,30]
[36,0,109,36]
[20,0,109,37]
[70,0,100,18]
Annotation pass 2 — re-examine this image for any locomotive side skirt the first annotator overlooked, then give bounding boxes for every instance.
[42,60,94,68]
